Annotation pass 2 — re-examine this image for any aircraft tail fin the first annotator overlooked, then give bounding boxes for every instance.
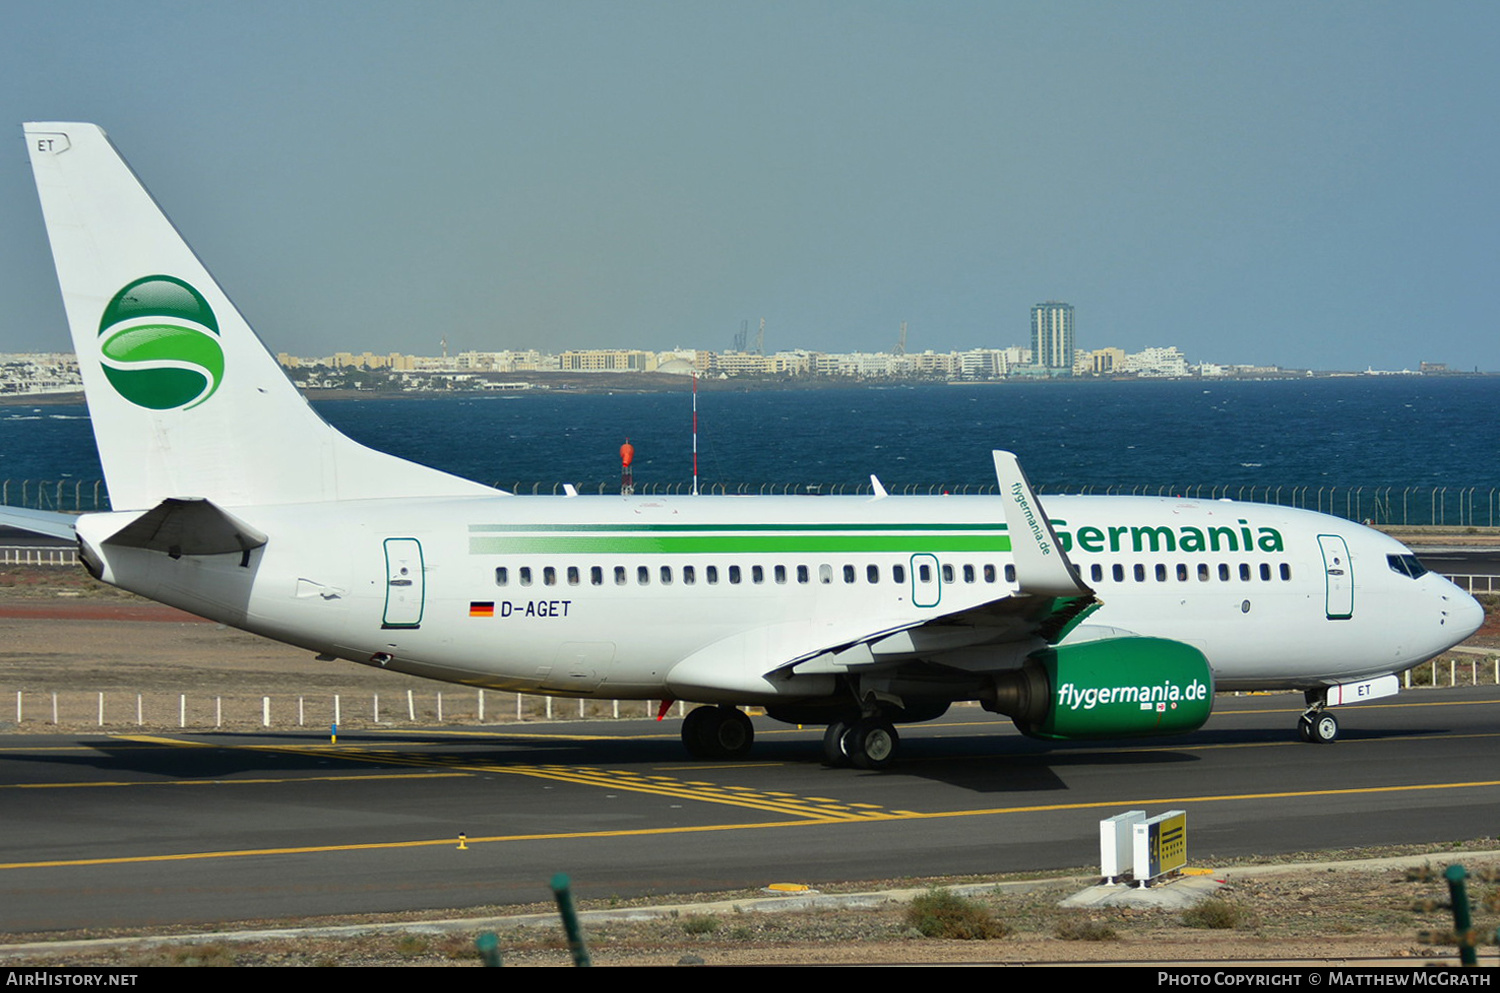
[23,123,493,511]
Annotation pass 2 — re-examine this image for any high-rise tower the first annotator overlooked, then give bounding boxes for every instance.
[1030,302,1074,374]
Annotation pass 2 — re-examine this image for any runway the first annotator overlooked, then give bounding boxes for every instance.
[2,685,1498,934]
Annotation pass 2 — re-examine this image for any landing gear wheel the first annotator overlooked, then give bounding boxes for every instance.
[681,705,754,759]
[1310,711,1338,744]
[681,706,715,758]
[822,719,854,767]
[846,717,900,771]
[1297,709,1338,744]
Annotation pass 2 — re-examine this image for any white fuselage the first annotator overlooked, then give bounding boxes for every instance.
[77,492,1483,705]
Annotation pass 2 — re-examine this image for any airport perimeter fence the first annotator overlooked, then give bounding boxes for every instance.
[4,476,1500,528]
[0,479,109,512]
[5,656,1497,732]
[499,480,1500,529]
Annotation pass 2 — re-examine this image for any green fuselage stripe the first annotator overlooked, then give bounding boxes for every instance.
[467,522,1012,534]
[469,534,1013,555]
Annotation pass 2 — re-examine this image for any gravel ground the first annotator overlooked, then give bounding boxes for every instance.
[3,848,1498,966]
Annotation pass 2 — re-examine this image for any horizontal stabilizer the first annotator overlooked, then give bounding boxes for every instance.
[104,498,267,557]
[0,507,78,541]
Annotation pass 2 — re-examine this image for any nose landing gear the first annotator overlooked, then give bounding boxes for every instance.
[1298,690,1339,744]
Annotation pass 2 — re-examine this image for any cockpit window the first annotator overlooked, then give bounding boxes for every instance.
[1387,553,1429,579]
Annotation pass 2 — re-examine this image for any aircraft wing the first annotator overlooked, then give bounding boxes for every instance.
[0,507,79,541]
[666,450,1099,697]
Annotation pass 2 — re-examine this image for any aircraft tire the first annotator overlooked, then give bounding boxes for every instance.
[847,717,899,771]
[822,720,854,767]
[1310,712,1339,744]
[1297,717,1314,743]
[681,705,717,758]
[706,706,754,758]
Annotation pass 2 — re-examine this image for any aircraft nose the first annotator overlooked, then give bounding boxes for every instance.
[1444,585,1485,641]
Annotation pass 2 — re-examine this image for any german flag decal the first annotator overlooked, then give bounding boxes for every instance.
[469,601,495,618]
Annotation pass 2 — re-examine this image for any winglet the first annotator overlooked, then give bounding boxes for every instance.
[869,474,888,498]
[993,450,1092,598]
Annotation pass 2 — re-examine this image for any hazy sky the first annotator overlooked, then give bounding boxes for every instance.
[1,1,1495,370]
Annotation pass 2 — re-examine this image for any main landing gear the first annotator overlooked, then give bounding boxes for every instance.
[822,715,900,771]
[1297,690,1339,744]
[681,705,755,760]
[677,703,904,769]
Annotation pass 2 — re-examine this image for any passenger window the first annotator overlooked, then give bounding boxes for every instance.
[752,565,764,584]
[1280,563,1291,581]
[567,566,579,586]
[706,565,719,585]
[843,564,856,583]
[963,564,975,583]
[918,563,931,582]
[775,565,787,584]
[1176,563,1188,581]
[495,567,508,586]
[1005,564,1016,583]
[591,566,603,586]
[798,565,809,584]
[729,565,742,584]
[867,564,880,584]
[1240,563,1252,582]
[1155,564,1167,582]
[819,564,832,584]
[683,565,695,585]
[1260,563,1271,581]
[660,565,672,585]
[1134,564,1145,582]
[1090,564,1103,582]
[1218,563,1230,582]
[543,566,556,586]
[942,564,954,583]
[892,564,905,583]
[1112,563,1124,582]
[614,565,627,586]
[1198,564,1210,582]
[983,564,996,583]
[637,565,650,585]
[520,566,533,587]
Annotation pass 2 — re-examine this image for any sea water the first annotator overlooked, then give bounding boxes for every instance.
[0,377,1494,497]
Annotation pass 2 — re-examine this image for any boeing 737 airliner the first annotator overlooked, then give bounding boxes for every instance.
[11,123,1484,768]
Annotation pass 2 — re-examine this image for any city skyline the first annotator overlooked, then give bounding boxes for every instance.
[0,3,1496,370]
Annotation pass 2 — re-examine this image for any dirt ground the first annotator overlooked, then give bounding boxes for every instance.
[0,565,1496,966]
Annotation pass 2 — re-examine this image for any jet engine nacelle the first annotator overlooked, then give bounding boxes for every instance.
[984,637,1214,740]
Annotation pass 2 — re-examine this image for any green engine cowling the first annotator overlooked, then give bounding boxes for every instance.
[984,637,1214,740]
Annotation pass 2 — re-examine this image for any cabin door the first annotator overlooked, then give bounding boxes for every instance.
[1317,534,1353,620]
[910,552,942,608]
[382,537,425,629]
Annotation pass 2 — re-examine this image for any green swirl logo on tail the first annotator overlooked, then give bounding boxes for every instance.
[98,276,224,410]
